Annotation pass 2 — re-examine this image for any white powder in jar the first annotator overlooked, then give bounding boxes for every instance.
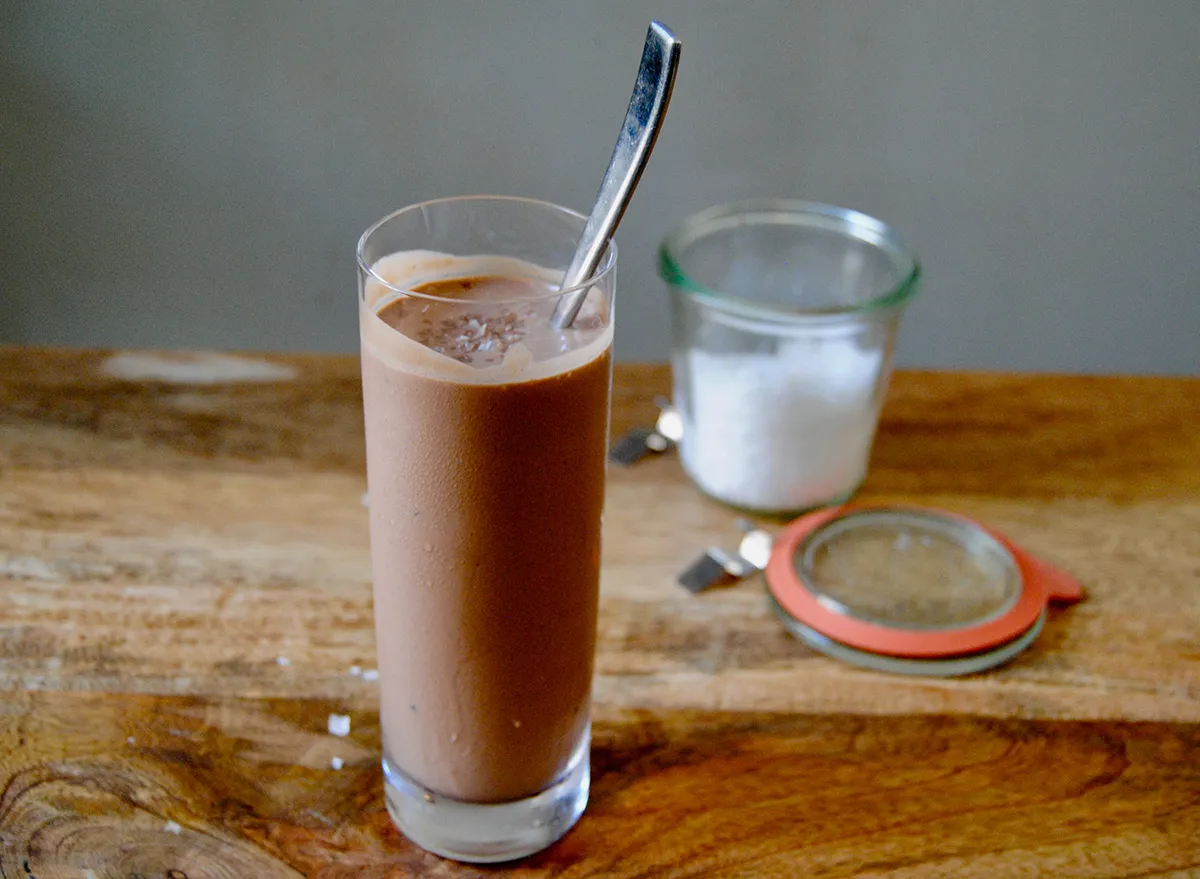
[677,339,884,511]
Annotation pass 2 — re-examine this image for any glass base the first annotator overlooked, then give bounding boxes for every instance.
[382,732,590,863]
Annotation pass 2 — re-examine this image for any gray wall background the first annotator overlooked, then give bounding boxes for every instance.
[2,1,1198,373]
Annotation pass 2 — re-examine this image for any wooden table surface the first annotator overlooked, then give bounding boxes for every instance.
[1,346,1198,877]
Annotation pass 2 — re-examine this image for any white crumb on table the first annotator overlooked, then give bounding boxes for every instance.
[349,665,361,677]
[361,492,370,508]
[163,820,182,834]
[328,713,351,737]
[126,736,136,745]
[330,756,345,770]
[360,669,379,682]
[275,656,291,667]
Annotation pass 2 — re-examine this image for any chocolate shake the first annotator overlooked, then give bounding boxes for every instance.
[360,251,612,804]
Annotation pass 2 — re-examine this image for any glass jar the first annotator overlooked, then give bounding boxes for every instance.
[659,199,920,514]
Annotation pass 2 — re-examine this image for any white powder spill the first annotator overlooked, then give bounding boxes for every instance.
[275,656,291,667]
[360,669,379,682]
[330,756,345,770]
[678,341,883,511]
[0,555,60,581]
[102,351,296,384]
[163,820,182,835]
[328,714,351,737]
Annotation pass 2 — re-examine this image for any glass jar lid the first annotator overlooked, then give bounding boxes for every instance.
[765,505,1083,675]
[797,508,1022,630]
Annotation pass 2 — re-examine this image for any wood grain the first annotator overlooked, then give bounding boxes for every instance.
[1,346,1200,874]
[1,691,1198,878]
[2,348,1198,721]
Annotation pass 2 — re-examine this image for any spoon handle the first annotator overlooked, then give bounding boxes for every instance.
[552,21,681,328]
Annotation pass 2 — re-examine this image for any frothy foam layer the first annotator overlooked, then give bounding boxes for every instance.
[361,251,612,384]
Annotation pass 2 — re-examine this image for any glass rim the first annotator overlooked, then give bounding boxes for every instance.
[357,195,617,305]
[658,198,920,320]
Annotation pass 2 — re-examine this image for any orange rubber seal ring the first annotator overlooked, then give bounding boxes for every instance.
[765,504,1084,658]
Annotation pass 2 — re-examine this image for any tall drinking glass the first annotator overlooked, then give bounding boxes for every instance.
[356,196,616,862]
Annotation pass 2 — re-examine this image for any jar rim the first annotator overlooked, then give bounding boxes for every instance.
[659,199,920,322]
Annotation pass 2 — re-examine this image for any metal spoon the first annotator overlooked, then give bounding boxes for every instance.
[551,21,682,329]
